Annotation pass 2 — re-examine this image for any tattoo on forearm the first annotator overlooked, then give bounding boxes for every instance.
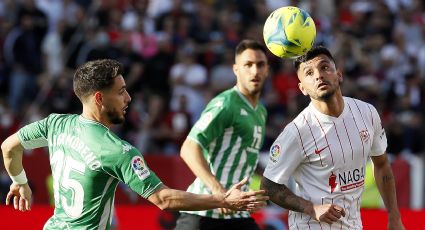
[261,178,306,213]
[382,174,393,184]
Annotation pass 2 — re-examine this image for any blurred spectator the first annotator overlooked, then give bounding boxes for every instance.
[41,19,66,78]
[143,33,175,98]
[3,0,47,113]
[169,42,207,123]
[209,48,236,95]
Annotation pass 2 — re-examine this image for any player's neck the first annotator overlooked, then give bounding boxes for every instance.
[236,86,260,107]
[81,106,112,128]
[241,92,259,107]
[311,93,344,117]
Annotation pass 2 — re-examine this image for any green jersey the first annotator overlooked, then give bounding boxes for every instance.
[18,114,162,230]
[183,87,267,219]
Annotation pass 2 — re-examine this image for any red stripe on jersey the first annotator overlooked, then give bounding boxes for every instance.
[342,118,354,161]
[347,103,365,159]
[313,114,334,166]
[352,98,370,134]
[293,122,311,163]
[342,198,347,229]
[333,121,346,164]
[303,115,323,166]
[367,104,374,126]
[348,196,353,224]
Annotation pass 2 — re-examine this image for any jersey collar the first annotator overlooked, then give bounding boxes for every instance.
[233,86,257,110]
[78,115,109,130]
[309,97,348,123]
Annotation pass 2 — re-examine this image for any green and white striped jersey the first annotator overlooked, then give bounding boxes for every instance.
[18,114,162,230]
[182,87,267,219]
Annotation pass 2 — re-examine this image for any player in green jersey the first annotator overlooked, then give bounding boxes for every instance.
[175,40,269,230]
[1,59,268,230]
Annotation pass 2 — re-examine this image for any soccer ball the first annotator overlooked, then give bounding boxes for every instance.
[263,6,316,58]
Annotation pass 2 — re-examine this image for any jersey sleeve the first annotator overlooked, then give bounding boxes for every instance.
[17,114,60,149]
[188,97,232,150]
[263,123,303,185]
[101,143,163,199]
[369,106,387,156]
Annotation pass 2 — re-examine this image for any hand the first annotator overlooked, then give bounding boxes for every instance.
[223,178,269,212]
[5,183,32,212]
[309,204,345,224]
[211,184,234,215]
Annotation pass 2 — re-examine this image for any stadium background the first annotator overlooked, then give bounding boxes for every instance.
[0,0,425,229]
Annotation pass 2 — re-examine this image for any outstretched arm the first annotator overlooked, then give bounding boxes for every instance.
[260,177,345,224]
[1,133,32,211]
[371,154,404,230]
[147,178,268,211]
[180,138,234,214]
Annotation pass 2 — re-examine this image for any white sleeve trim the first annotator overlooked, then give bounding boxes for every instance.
[18,132,48,149]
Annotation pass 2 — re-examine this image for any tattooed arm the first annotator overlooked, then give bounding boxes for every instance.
[371,153,405,230]
[260,177,345,224]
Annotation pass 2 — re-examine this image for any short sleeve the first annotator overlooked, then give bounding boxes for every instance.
[101,144,162,198]
[18,114,58,149]
[188,98,231,150]
[263,123,303,185]
[369,106,387,156]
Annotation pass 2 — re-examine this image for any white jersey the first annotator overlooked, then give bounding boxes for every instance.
[263,97,387,230]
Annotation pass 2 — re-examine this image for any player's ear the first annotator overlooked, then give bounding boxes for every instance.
[94,91,103,105]
[337,68,343,83]
[232,63,238,76]
[298,82,308,96]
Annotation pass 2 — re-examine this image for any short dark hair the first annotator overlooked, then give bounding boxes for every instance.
[235,39,268,57]
[73,59,124,101]
[294,46,336,71]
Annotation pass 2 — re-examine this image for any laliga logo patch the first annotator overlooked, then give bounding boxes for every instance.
[131,156,150,180]
[270,144,281,163]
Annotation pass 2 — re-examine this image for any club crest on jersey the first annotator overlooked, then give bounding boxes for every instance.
[131,156,150,180]
[270,144,281,163]
[359,130,370,143]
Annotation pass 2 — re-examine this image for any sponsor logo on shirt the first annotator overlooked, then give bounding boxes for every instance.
[329,172,337,193]
[269,144,281,163]
[338,167,365,192]
[131,156,150,180]
[359,130,370,143]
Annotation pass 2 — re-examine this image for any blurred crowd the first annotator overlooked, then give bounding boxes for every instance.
[0,0,425,208]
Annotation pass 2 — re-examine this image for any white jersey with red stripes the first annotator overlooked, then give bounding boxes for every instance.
[263,96,387,230]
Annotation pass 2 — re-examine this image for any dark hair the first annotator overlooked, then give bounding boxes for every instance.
[73,59,124,101]
[294,46,336,71]
[235,39,268,57]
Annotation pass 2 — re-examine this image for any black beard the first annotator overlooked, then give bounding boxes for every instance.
[106,108,124,124]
